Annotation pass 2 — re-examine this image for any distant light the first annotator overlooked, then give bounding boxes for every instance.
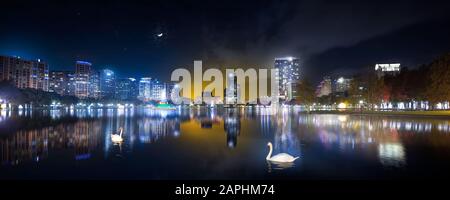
[157,33,163,37]
[375,63,400,71]
[337,77,345,83]
[174,131,180,137]
[76,61,92,66]
[275,57,296,62]
[337,102,347,109]
[37,59,41,62]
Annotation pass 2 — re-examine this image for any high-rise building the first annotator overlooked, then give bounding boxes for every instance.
[66,72,76,96]
[49,71,63,94]
[375,63,401,78]
[89,70,100,99]
[316,76,332,97]
[99,69,116,98]
[333,77,352,93]
[151,79,165,101]
[138,78,171,102]
[225,72,240,104]
[116,78,138,101]
[164,83,175,102]
[32,60,49,92]
[274,57,300,101]
[138,77,152,101]
[74,61,92,99]
[49,71,75,96]
[0,55,49,91]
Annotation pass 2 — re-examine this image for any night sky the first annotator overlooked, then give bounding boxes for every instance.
[1,0,450,83]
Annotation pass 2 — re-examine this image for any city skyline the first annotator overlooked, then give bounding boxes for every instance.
[1,53,448,108]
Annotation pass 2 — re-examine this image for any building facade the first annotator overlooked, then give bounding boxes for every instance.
[138,77,171,102]
[375,63,401,78]
[225,72,240,105]
[49,71,76,96]
[99,69,116,98]
[116,78,138,101]
[138,77,152,101]
[274,57,300,101]
[89,70,100,99]
[333,77,352,93]
[0,55,49,91]
[164,83,175,102]
[74,61,92,99]
[150,79,165,101]
[316,76,332,97]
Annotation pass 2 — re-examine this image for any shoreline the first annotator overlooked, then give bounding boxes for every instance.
[306,110,450,118]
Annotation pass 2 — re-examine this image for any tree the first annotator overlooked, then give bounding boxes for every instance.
[426,53,450,105]
[1,81,82,107]
[295,79,316,109]
[364,72,385,109]
[405,65,428,102]
[385,70,407,102]
[0,81,24,105]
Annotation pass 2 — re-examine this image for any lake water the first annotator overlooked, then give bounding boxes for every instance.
[1,107,450,180]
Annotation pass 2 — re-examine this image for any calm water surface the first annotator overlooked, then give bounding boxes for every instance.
[1,107,450,180]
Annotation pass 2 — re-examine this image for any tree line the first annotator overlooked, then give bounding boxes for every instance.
[296,53,450,110]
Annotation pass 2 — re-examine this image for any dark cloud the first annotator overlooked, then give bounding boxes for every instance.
[200,0,450,69]
[306,18,450,82]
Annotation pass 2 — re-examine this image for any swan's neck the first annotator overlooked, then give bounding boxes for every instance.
[119,129,123,137]
[266,144,273,160]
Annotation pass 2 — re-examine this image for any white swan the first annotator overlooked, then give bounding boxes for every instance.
[266,142,299,163]
[111,128,124,143]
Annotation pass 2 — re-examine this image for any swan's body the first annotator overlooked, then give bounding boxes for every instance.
[266,142,299,163]
[111,128,123,143]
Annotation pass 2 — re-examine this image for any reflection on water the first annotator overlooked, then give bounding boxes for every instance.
[224,110,241,148]
[267,161,296,172]
[274,111,302,164]
[1,107,450,179]
[137,118,180,143]
[1,120,102,165]
[378,143,405,167]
